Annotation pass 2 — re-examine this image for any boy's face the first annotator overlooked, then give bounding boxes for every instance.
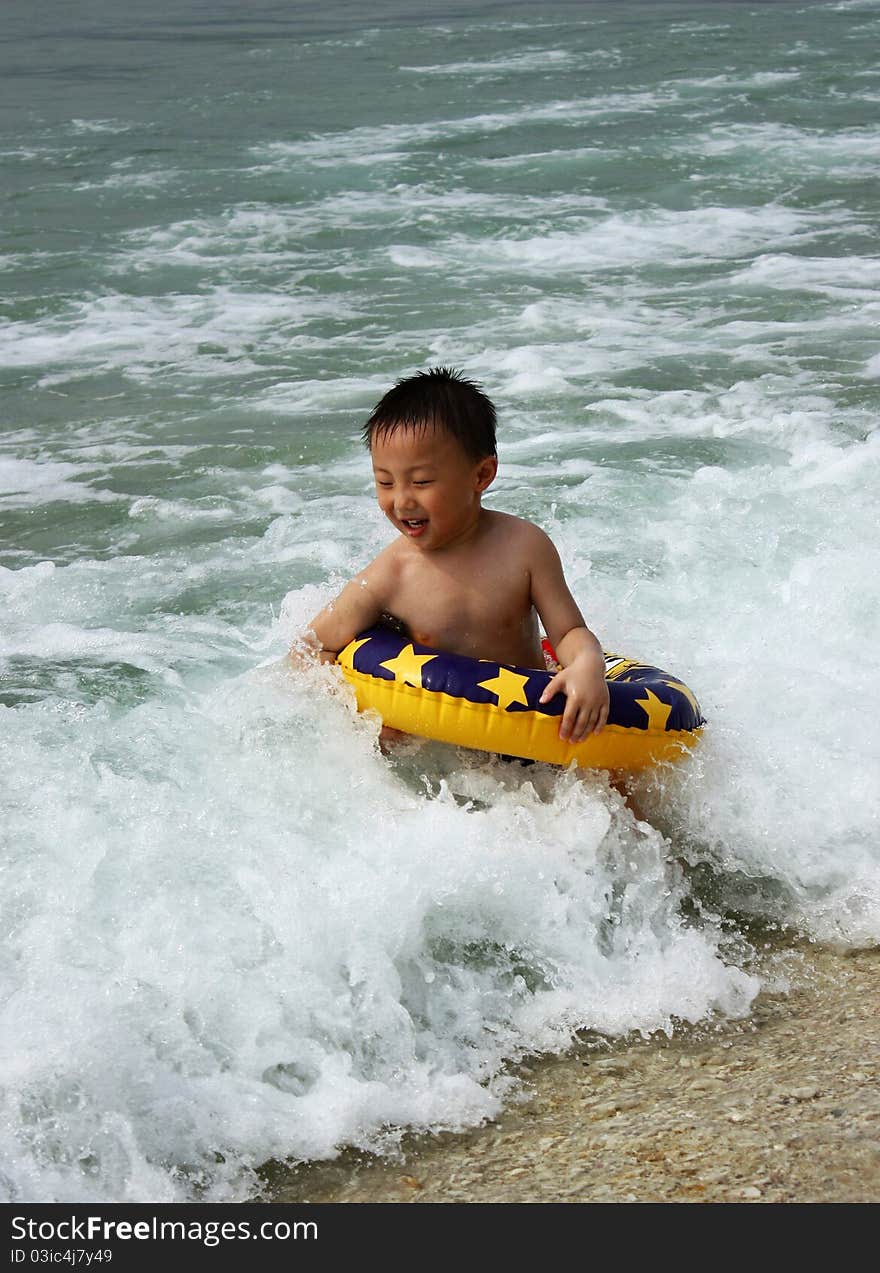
[371,424,496,551]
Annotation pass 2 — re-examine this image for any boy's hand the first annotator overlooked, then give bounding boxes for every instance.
[538,653,610,743]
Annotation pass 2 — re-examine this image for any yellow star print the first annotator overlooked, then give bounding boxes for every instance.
[661,678,700,718]
[634,688,673,732]
[379,644,438,688]
[477,667,531,711]
[336,637,371,671]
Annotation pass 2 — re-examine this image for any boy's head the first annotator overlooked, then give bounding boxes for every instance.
[362,367,497,461]
[364,368,498,549]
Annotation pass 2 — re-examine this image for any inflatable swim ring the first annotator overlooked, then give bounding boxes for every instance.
[336,626,704,772]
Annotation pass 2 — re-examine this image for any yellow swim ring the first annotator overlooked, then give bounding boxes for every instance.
[337,626,704,772]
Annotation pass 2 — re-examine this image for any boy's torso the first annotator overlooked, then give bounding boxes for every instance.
[375,510,544,667]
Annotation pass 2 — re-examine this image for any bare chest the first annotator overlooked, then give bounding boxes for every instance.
[385,552,539,664]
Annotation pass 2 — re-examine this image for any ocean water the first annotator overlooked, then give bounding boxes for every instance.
[1,0,878,1202]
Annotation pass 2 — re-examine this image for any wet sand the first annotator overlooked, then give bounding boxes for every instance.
[270,944,880,1204]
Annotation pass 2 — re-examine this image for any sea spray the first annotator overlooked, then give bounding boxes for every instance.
[0,659,755,1201]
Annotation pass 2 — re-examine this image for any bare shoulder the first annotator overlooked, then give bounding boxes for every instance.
[353,539,401,596]
[484,510,561,564]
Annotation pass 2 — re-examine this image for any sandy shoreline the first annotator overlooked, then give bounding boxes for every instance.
[269,944,880,1204]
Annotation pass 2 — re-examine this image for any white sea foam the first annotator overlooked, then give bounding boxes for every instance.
[727,253,880,297]
[0,148,46,162]
[69,119,132,135]
[118,190,609,273]
[0,660,757,1201]
[0,458,122,508]
[74,167,182,193]
[401,49,576,76]
[2,289,358,384]
[642,440,880,946]
[682,122,880,169]
[397,204,828,277]
[128,496,238,523]
[477,145,617,169]
[673,70,802,89]
[251,91,679,168]
[0,621,185,682]
[253,373,394,415]
[491,386,880,947]
[667,22,731,33]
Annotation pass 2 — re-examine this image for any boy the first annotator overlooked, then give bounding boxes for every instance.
[300,367,609,745]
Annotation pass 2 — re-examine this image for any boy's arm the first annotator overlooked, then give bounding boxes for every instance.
[291,555,391,666]
[528,529,610,743]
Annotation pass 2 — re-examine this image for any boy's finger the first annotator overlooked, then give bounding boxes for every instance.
[581,706,603,740]
[539,673,563,704]
[559,699,579,740]
[575,706,594,742]
[570,702,602,743]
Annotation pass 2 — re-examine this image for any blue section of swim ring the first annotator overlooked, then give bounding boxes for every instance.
[349,627,704,733]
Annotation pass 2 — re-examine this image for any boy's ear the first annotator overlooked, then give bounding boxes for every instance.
[474,455,498,492]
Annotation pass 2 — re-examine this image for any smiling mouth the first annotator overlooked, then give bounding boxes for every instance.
[401,518,428,534]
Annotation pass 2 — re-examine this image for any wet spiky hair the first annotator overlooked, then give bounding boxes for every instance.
[362,366,497,460]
